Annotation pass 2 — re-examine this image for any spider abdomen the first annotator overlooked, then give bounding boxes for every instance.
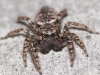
[52,38,65,51]
[40,38,64,54]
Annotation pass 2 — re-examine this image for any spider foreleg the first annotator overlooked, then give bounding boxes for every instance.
[57,9,67,20]
[65,22,99,34]
[1,28,33,39]
[18,16,34,26]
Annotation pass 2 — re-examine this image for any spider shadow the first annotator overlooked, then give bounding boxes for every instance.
[69,27,90,33]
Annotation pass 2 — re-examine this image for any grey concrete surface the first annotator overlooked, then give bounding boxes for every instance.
[0,0,100,75]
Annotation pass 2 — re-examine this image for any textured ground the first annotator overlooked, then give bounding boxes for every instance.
[0,0,100,75]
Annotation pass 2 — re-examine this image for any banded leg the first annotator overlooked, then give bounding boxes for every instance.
[71,33,88,57]
[1,28,33,39]
[18,16,34,28]
[57,9,67,20]
[67,35,75,67]
[65,22,99,34]
[23,37,30,67]
[30,42,42,75]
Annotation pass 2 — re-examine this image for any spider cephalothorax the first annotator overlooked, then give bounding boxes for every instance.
[40,37,65,54]
[1,6,98,75]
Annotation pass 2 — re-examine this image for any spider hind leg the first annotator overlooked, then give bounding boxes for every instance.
[71,33,88,57]
[23,37,30,67]
[67,35,75,67]
[30,41,42,75]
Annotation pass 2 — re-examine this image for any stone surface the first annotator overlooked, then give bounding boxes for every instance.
[0,0,100,75]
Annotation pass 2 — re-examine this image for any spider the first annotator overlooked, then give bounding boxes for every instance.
[1,6,99,75]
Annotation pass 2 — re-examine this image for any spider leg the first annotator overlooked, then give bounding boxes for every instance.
[67,35,75,67]
[65,22,99,34]
[30,42,42,75]
[23,37,30,67]
[57,9,67,20]
[71,33,88,57]
[18,16,34,27]
[1,28,33,39]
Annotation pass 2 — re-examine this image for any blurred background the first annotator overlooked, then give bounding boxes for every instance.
[0,0,100,75]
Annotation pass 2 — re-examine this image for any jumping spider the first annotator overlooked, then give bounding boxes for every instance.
[1,6,99,75]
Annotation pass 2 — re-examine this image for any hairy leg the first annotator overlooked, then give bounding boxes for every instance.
[23,37,30,67]
[30,41,42,75]
[67,34,75,67]
[65,22,99,34]
[71,33,88,57]
[57,9,67,20]
[1,28,33,39]
[18,16,34,28]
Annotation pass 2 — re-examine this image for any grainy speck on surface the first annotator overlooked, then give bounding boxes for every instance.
[0,0,100,75]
